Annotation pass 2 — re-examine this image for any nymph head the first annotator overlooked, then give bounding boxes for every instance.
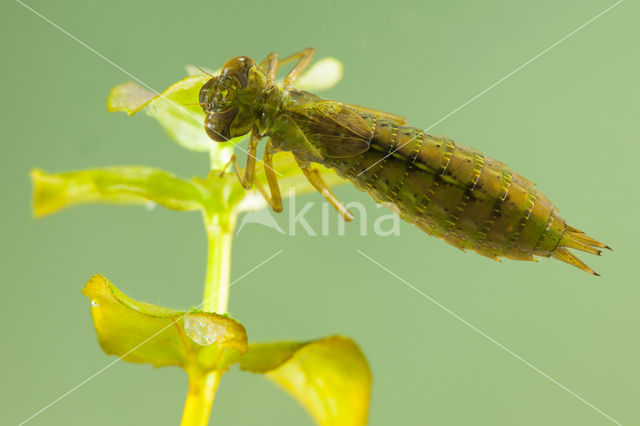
[199,56,257,142]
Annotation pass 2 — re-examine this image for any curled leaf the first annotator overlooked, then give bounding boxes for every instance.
[240,336,371,426]
[31,167,207,217]
[82,275,247,371]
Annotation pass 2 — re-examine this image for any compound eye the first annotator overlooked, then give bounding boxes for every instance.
[204,108,238,142]
[198,78,218,112]
[214,92,228,108]
[211,77,239,111]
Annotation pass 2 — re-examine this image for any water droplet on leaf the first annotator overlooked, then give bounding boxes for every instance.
[91,300,99,307]
[183,315,226,346]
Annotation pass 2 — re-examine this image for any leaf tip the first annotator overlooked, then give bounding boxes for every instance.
[106,81,156,116]
[30,168,61,218]
[81,274,109,300]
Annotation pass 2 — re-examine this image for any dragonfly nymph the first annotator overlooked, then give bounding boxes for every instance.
[198,48,608,274]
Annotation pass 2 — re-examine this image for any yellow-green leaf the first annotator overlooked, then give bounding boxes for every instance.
[82,275,247,371]
[107,76,237,164]
[31,167,207,217]
[240,336,371,426]
[106,81,156,116]
[31,159,348,219]
[143,76,216,153]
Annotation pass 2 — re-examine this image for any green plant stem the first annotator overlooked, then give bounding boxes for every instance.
[182,211,237,424]
[201,212,236,314]
[180,370,222,426]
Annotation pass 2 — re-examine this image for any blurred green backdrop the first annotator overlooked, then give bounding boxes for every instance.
[2,0,638,425]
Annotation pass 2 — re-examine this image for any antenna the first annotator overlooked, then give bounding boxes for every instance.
[195,65,214,77]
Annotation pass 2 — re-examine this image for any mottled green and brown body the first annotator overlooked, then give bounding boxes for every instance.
[319,116,606,273]
[199,48,608,274]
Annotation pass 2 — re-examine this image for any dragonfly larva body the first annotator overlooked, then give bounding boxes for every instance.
[198,48,608,274]
[322,116,608,274]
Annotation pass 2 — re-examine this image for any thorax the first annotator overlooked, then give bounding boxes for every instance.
[262,88,328,163]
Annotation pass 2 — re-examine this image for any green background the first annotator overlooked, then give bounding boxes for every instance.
[2,0,638,424]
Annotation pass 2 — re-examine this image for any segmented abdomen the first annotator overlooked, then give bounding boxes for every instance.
[323,116,607,274]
